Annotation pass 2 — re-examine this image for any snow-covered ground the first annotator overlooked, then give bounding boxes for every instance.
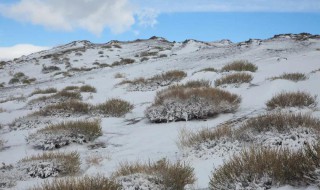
[1,34,320,189]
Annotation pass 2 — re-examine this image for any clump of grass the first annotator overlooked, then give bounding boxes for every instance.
[80,85,97,93]
[209,144,320,189]
[95,98,134,117]
[182,80,211,88]
[266,91,317,110]
[152,70,187,82]
[270,72,307,82]
[197,67,217,73]
[20,152,80,177]
[113,158,195,190]
[54,90,82,100]
[42,65,61,74]
[31,88,57,96]
[32,175,121,190]
[221,60,258,72]
[214,73,253,86]
[112,58,135,67]
[36,100,90,116]
[62,86,79,91]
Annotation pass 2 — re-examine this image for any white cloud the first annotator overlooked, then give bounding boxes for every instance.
[0,44,49,60]
[137,8,158,28]
[0,0,135,35]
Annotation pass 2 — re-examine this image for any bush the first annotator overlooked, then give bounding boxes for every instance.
[198,67,217,72]
[111,58,135,67]
[13,72,25,78]
[209,144,320,189]
[42,65,61,74]
[31,88,57,96]
[215,73,253,86]
[221,60,258,72]
[145,86,241,122]
[182,80,211,88]
[8,78,20,84]
[27,120,102,150]
[113,158,195,190]
[54,91,82,100]
[95,98,134,117]
[270,72,307,82]
[36,100,90,116]
[31,175,121,190]
[266,91,317,110]
[62,86,79,91]
[80,85,97,93]
[19,152,80,178]
[140,51,158,57]
[114,73,125,78]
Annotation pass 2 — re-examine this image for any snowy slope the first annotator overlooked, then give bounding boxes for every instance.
[1,33,320,189]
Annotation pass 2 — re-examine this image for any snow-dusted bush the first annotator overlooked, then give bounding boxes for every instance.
[36,100,90,116]
[62,85,79,91]
[0,163,19,188]
[27,120,101,150]
[221,60,257,72]
[182,80,211,88]
[18,152,80,178]
[31,175,121,190]
[145,86,241,122]
[80,84,97,93]
[113,158,195,190]
[214,73,253,87]
[270,72,307,82]
[95,98,134,117]
[31,88,57,96]
[266,91,317,110]
[209,144,320,189]
[42,65,61,74]
[29,90,82,106]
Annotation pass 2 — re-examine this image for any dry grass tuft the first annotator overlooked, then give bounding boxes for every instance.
[266,91,317,110]
[112,158,196,190]
[182,80,211,88]
[95,98,134,117]
[80,85,97,93]
[62,86,79,91]
[209,144,320,189]
[36,100,90,116]
[31,88,57,96]
[114,73,125,78]
[270,72,307,82]
[86,155,104,166]
[221,60,258,72]
[32,175,121,190]
[198,67,217,73]
[215,73,253,86]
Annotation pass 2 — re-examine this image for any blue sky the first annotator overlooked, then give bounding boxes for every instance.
[0,0,320,59]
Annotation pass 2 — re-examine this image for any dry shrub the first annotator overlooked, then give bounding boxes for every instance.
[95,98,134,117]
[114,73,125,78]
[196,67,217,73]
[62,86,79,91]
[271,72,307,82]
[55,90,82,100]
[31,88,57,96]
[221,60,258,72]
[146,86,241,122]
[266,91,317,110]
[215,73,253,86]
[20,152,80,176]
[42,65,61,74]
[209,144,320,189]
[152,70,187,83]
[32,175,121,190]
[111,58,135,67]
[113,158,195,190]
[36,100,90,116]
[140,51,158,57]
[182,80,211,88]
[80,85,97,93]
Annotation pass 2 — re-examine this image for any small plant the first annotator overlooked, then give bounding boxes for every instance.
[111,58,135,67]
[266,91,317,110]
[221,60,258,72]
[270,72,307,82]
[32,175,121,190]
[95,98,134,117]
[140,57,149,62]
[62,86,79,91]
[36,100,90,116]
[19,152,80,178]
[42,65,61,74]
[55,90,82,100]
[114,73,125,78]
[182,80,211,88]
[198,67,217,72]
[31,88,57,96]
[80,85,97,93]
[140,51,158,57]
[27,120,102,150]
[215,73,253,86]
[113,158,195,190]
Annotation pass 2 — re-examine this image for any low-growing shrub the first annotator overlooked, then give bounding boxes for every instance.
[62,86,79,91]
[31,88,57,96]
[36,100,90,116]
[270,72,307,82]
[198,67,217,72]
[42,65,61,74]
[140,57,149,62]
[8,77,20,84]
[182,80,211,88]
[55,90,82,100]
[209,144,320,189]
[215,73,253,87]
[95,98,133,117]
[113,158,195,190]
[27,120,102,150]
[80,85,97,93]
[140,51,158,57]
[266,91,317,110]
[31,175,121,190]
[114,73,125,78]
[145,86,241,122]
[112,58,135,67]
[13,72,25,78]
[19,152,80,178]
[221,60,258,72]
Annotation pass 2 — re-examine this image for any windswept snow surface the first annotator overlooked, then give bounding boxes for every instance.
[1,34,320,189]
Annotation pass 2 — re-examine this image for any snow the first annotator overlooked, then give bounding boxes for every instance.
[1,34,320,189]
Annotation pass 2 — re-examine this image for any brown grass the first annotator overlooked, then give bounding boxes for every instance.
[270,72,307,82]
[152,70,187,82]
[112,158,195,190]
[95,98,134,117]
[36,100,90,116]
[85,155,104,166]
[31,88,57,96]
[221,60,258,72]
[182,80,211,88]
[209,144,320,189]
[197,67,217,73]
[62,86,79,91]
[215,73,253,86]
[111,58,135,67]
[20,152,80,176]
[266,91,317,110]
[80,85,97,93]
[31,175,121,190]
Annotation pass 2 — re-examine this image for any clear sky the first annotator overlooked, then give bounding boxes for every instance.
[0,0,320,59]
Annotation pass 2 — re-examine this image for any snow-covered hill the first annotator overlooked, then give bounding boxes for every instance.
[1,33,320,189]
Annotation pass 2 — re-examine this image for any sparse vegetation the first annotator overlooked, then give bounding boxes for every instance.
[270,72,307,82]
[113,158,195,190]
[146,86,241,122]
[209,144,320,189]
[31,88,57,96]
[42,65,61,74]
[62,86,79,91]
[266,91,317,110]
[139,51,158,57]
[214,73,253,86]
[111,58,135,67]
[95,98,134,117]
[80,85,97,93]
[196,67,217,73]
[221,60,258,72]
[182,80,211,88]
[31,176,121,190]
[36,100,90,116]
[114,73,125,78]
